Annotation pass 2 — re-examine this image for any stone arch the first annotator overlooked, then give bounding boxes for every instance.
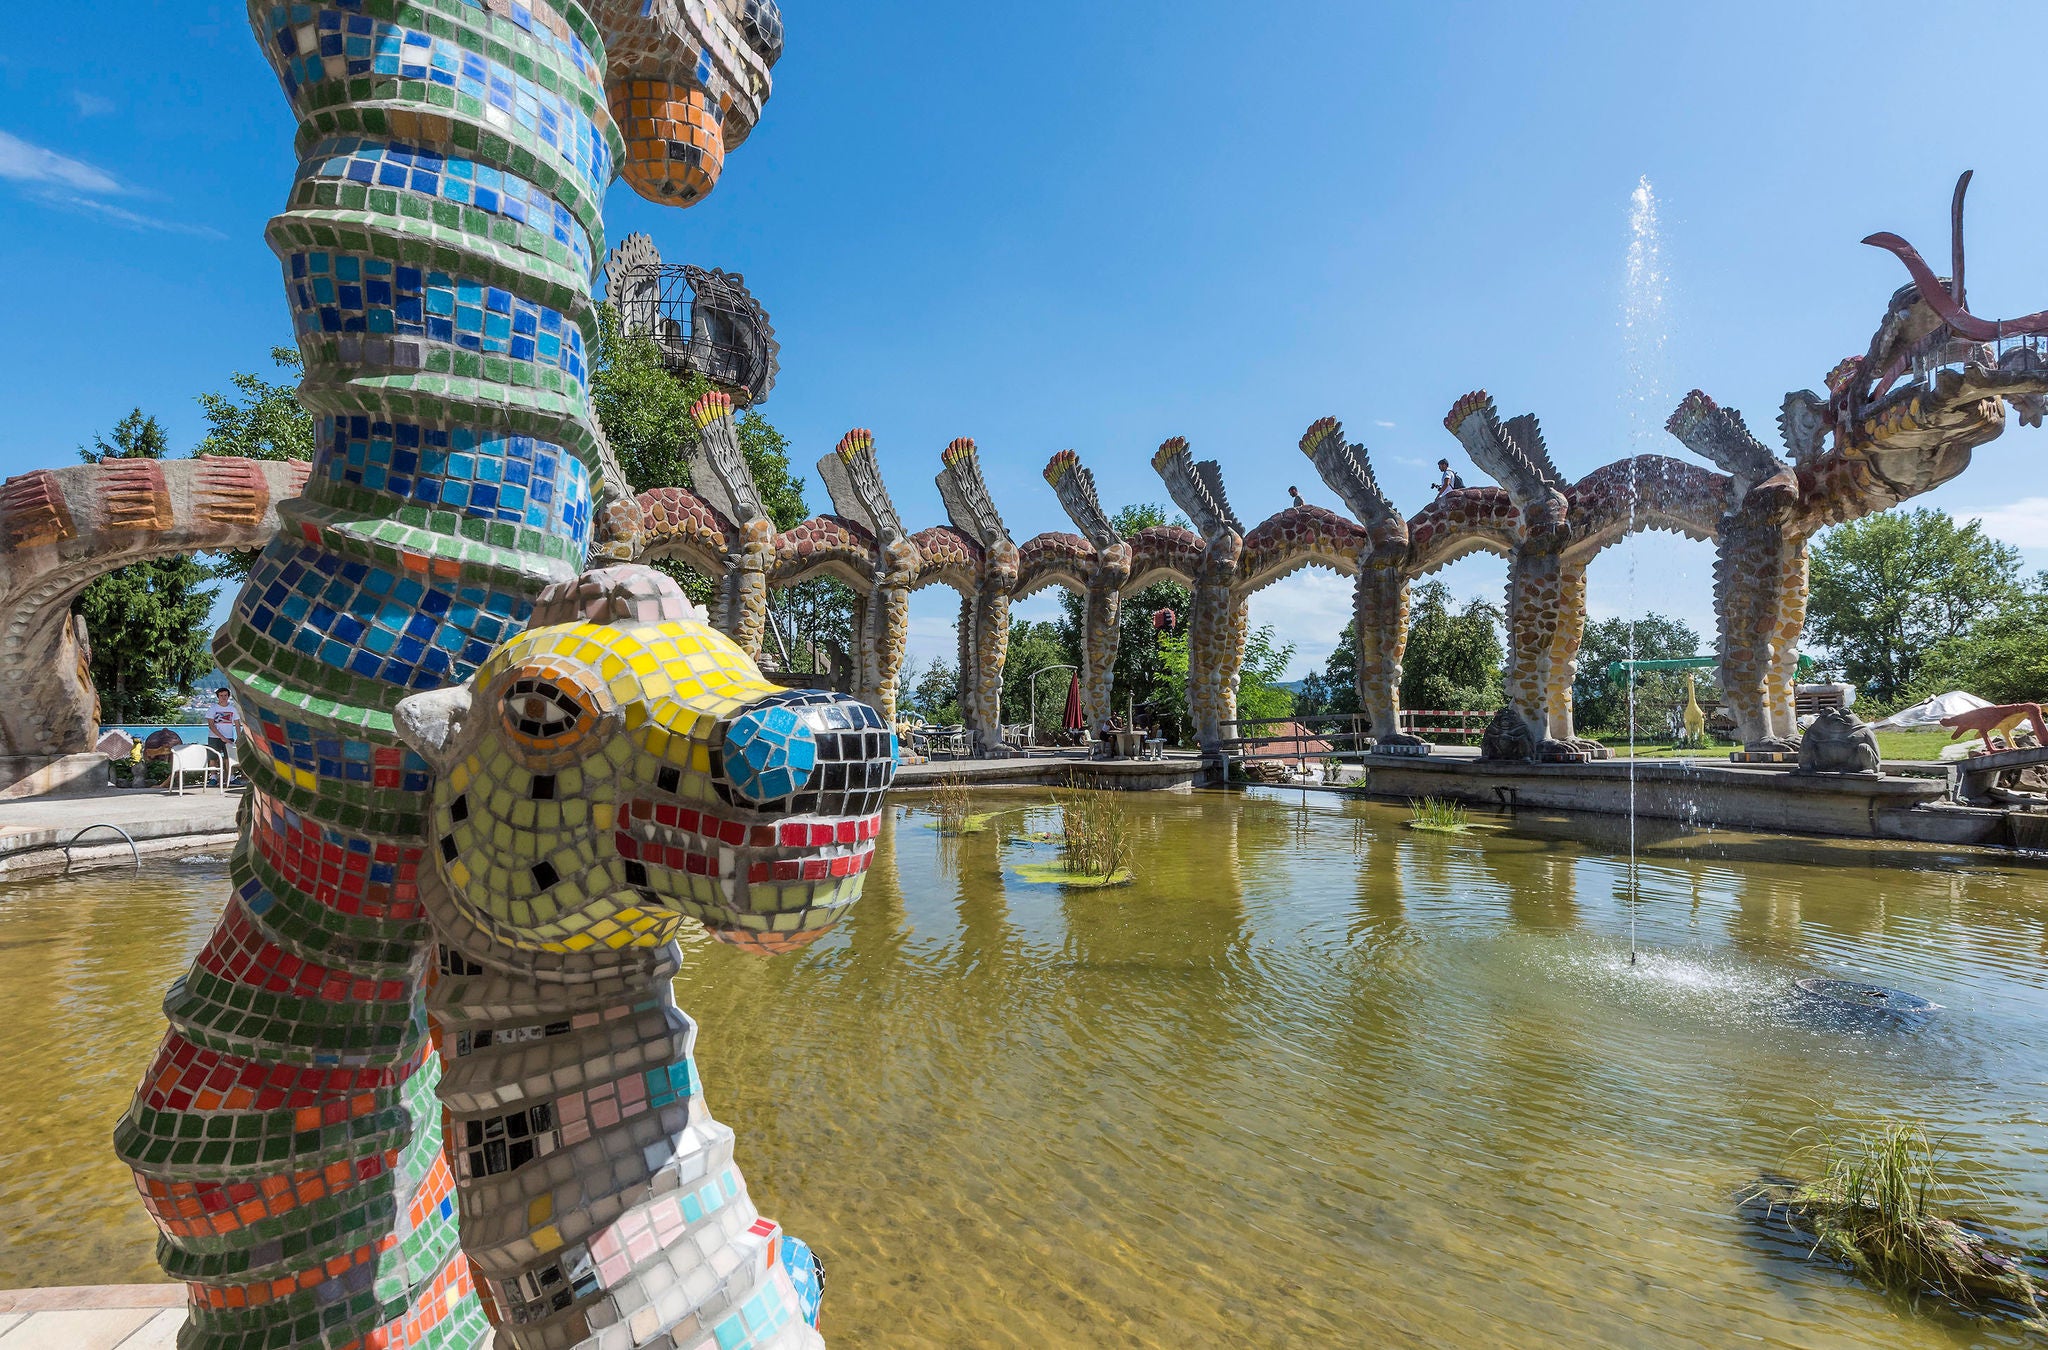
[633,486,732,581]
[1231,505,1367,598]
[1013,531,1097,600]
[767,514,880,592]
[1122,524,1203,594]
[0,457,309,791]
[1404,488,1519,578]
[1560,456,1729,565]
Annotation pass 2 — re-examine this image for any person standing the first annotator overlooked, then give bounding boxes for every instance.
[205,686,240,783]
[1436,458,1466,494]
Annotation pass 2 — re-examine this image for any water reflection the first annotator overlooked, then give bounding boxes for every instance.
[0,790,2043,1348]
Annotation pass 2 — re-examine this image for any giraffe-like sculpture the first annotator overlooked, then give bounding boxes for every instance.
[816,430,919,724]
[1443,393,1581,761]
[1152,438,1246,753]
[681,390,777,660]
[1298,418,1426,755]
[1042,450,1132,734]
[114,4,890,1349]
[935,439,1018,752]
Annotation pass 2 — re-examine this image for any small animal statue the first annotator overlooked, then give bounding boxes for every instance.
[1941,701,2048,754]
[1479,706,1536,762]
[1795,706,1882,775]
[1681,672,1707,745]
[395,565,894,1348]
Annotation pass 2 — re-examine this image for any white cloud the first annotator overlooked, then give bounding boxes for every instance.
[70,91,115,117]
[1374,419,1396,428]
[1967,499,2048,551]
[1243,569,1356,678]
[0,128,221,237]
[0,128,124,194]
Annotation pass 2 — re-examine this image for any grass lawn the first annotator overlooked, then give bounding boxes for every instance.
[1586,728,1964,762]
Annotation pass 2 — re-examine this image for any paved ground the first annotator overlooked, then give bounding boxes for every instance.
[0,1286,183,1350]
[0,785,240,877]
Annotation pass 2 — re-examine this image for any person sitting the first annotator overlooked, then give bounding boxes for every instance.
[1436,458,1465,494]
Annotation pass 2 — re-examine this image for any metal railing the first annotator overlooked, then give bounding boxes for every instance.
[1216,713,1374,764]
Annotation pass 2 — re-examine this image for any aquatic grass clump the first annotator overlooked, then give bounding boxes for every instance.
[1056,780,1137,883]
[1746,1121,2048,1329]
[1007,780,1136,886]
[1406,797,1470,833]
[924,772,1003,835]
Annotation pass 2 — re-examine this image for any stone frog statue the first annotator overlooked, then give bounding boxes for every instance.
[394,565,896,1350]
[1794,706,1881,776]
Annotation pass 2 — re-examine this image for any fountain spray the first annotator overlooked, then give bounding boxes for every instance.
[1622,175,1667,967]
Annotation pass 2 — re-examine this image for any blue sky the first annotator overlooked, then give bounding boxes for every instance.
[6,2,2048,677]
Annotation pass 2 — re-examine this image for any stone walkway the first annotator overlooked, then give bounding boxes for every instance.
[0,1286,184,1350]
[0,785,240,878]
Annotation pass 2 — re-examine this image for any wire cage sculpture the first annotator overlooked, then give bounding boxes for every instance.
[603,234,780,405]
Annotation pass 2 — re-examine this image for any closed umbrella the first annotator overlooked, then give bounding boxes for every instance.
[1061,673,1084,734]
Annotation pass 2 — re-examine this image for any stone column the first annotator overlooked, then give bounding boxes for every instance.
[1355,563,1418,752]
[1080,581,1123,734]
[1545,558,1592,750]
[715,517,775,659]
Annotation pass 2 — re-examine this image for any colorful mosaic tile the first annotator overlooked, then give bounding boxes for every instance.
[117,6,846,1350]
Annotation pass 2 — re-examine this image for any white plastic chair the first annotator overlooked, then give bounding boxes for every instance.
[167,742,225,795]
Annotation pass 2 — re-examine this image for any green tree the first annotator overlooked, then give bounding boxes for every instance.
[73,411,217,723]
[1572,613,1705,735]
[588,303,833,653]
[196,346,316,582]
[1001,619,1081,739]
[1057,503,1193,731]
[1233,624,1297,725]
[1399,580,1502,712]
[1908,571,2048,705]
[1806,508,2021,703]
[195,347,315,462]
[904,657,962,724]
[1293,620,1360,718]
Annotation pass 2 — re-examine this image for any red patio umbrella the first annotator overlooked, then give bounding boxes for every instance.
[1061,673,1084,734]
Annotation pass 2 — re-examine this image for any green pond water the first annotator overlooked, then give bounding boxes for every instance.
[2,786,2045,1347]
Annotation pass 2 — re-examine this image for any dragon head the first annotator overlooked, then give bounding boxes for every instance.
[394,566,895,958]
[1828,171,2048,493]
[595,0,784,205]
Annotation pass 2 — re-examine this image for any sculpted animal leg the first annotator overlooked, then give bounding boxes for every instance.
[974,587,1013,749]
[1549,560,1604,755]
[1499,551,1573,758]
[1714,517,1790,754]
[1357,565,1422,752]
[1766,536,1810,744]
[1082,582,1123,735]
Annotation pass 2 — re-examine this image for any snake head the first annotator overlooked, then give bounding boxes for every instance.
[595,0,783,205]
[395,566,896,958]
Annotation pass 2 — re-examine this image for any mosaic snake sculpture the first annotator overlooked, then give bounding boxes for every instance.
[113,2,899,1347]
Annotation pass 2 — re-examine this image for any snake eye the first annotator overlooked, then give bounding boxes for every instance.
[503,678,583,739]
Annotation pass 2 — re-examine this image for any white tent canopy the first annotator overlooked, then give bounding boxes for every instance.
[1869,690,1991,730]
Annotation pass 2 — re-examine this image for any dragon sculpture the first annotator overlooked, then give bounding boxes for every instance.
[1670,171,2048,756]
[114,5,899,1350]
[1151,437,1247,751]
[932,439,1019,752]
[1298,418,1425,754]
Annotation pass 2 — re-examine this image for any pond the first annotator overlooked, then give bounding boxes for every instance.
[1,787,2043,1347]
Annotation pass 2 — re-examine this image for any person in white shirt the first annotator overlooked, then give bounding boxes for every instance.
[205,687,241,782]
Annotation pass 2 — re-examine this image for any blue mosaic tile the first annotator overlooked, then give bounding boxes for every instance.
[258,6,611,197]
[287,252,587,385]
[317,415,592,543]
[298,136,594,273]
